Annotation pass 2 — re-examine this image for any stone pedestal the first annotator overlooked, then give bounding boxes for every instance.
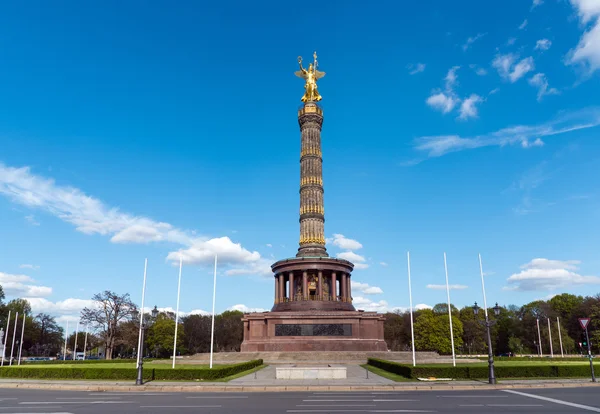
[241,310,387,352]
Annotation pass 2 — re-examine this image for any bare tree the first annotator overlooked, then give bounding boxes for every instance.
[80,291,137,360]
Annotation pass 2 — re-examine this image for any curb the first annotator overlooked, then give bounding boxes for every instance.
[0,382,598,393]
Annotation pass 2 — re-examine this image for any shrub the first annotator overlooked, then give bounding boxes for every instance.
[0,359,263,381]
[367,358,595,379]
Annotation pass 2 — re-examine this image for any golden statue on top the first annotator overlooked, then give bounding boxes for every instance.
[295,51,326,102]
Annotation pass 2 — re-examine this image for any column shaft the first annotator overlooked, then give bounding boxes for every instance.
[289,272,295,301]
[302,271,308,300]
[275,276,279,304]
[331,272,337,301]
[279,274,285,302]
[341,273,347,302]
[348,275,352,302]
[318,271,323,300]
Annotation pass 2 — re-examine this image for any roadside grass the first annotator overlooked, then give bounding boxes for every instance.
[17,362,237,370]
[360,364,415,382]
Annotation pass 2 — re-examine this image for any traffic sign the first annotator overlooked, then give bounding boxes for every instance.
[579,318,591,330]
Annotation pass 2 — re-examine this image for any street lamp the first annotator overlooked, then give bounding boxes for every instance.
[473,301,501,385]
[135,305,159,386]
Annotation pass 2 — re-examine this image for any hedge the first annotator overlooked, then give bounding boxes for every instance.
[479,356,594,363]
[0,359,263,381]
[23,359,149,365]
[367,358,595,379]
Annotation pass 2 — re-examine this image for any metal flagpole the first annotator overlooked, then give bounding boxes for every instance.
[10,313,18,366]
[172,255,183,369]
[17,316,25,365]
[557,317,564,357]
[83,324,89,361]
[478,254,488,318]
[1,310,11,367]
[63,320,68,361]
[537,318,543,357]
[444,253,456,367]
[209,254,218,369]
[547,318,554,357]
[73,322,79,361]
[407,252,416,367]
[136,258,148,369]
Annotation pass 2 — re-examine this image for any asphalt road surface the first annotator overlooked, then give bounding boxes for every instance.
[1,387,600,413]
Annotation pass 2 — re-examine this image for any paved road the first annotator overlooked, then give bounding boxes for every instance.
[2,387,600,413]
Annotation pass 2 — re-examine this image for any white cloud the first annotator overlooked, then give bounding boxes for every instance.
[445,66,460,90]
[567,0,600,74]
[379,262,388,267]
[505,258,600,291]
[532,0,543,9]
[469,64,487,76]
[0,272,52,297]
[327,234,363,250]
[426,92,459,114]
[227,304,267,313]
[336,251,369,269]
[411,107,600,158]
[492,54,535,82]
[0,163,271,276]
[510,57,535,82]
[535,39,552,51]
[415,304,433,310]
[352,296,390,312]
[25,297,95,315]
[266,243,272,248]
[528,73,559,101]
[489,88,500,95]
[25,214,40,226]
[507,37,517,46]
[351,281,383,295]
[462,33,486,51]
[19,264,40,270]
[458,94,484,120]
[519,19,528,30]
[407,63,426,75]
[426,284,468,290]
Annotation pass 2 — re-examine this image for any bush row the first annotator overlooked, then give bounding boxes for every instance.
[23,359,147,365]
[478,356,594,362]
[368,358,595,379]
[0,359,263,381]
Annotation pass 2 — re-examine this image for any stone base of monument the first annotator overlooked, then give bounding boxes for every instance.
[240,310,387,352]
[276,365,347,380]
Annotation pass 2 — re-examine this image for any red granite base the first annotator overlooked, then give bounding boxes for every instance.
[240,310,387,352]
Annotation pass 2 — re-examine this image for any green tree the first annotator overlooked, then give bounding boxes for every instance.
[146,313,184,358]
[414,309,463,355]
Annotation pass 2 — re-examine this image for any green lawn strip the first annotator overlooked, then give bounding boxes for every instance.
[0,359,263,381]
[360,364,415,382]
[368,358,598,380]
[157,364,269,383]
[18,363,237,370]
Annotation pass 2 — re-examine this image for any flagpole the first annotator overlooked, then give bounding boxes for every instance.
[444,253,456,367]
[63,320,68,361]
[1,310,11,367]
[478,254,488,318]
[17,316,25,365]
[407,252,416,367]
[136,258,148,369]
[557,317,564,357]
[209,254,218,369]
[547,318,554,357]
[73,322,80,361]
[537,318,543,357]
[10,313,18,366]
[83,324,89,361]
[172,255,183,369]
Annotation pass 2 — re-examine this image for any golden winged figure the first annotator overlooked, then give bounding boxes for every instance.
[295,51,326,102]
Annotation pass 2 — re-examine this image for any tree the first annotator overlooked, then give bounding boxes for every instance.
[5,298,32,316]
[146,313,185,358]
[414,309,463,355]
[183,314,211,354]
[80,291,137,360]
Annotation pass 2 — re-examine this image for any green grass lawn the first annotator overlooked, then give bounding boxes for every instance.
[18,362,236,370]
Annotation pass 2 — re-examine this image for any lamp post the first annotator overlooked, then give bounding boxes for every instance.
[135,305,159,385]
[473,301,501,385]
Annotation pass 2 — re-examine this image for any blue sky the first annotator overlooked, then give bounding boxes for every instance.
[1,0,600,324]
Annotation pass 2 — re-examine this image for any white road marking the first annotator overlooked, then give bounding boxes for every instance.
[503,390,600,412]
[439,395,508,398]
[139,406,221,408]
[88,393,169,396]
[297,405,377,407]
[303,399,418,402]
[0,412,74,414]
[287,410,434,413]
[56,397,121,400]
[487,404,543,407]
[373,400,419,402]
[20,401,135,405]
[187,396,248,399]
